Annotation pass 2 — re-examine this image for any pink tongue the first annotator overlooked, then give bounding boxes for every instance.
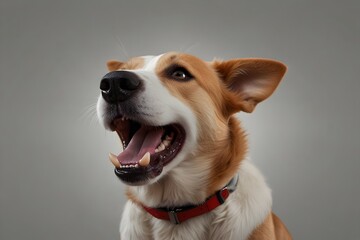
[117,126,164,165]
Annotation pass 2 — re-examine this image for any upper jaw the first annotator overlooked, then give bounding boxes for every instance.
[97,95,162,131]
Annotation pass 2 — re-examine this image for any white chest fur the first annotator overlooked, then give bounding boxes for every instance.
[119,159,272,240]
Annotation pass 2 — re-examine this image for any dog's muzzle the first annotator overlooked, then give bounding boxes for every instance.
[98,70,187,185]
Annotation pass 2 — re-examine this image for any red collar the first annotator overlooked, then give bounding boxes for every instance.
[141,174,239,224]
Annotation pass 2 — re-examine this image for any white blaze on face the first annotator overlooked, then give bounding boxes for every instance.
[135,54,198,180]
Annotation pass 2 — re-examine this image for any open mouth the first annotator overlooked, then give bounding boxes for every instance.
[108,116,186,185]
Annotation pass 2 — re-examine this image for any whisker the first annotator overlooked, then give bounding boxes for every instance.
[79,102,99,126]
[181,42,199,54]
[113,34,129,59]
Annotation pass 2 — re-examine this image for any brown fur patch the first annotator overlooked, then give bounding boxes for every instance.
[206,116,248,194]
[107,60,124,71]
[106,57,145,71]
[248,213,276,240]
[249,213,292,240]
[272,213,292,240]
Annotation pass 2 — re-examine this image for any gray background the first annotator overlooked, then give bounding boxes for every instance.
[1,0,359,239]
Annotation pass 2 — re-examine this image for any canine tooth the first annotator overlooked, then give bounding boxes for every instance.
[139,152,150,167]
[109,153,120,168]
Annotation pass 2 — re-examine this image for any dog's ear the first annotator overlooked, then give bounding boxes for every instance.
[106,60,124,71]
[212,59,286,113]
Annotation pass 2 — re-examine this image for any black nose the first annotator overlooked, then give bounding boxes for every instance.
[100,71,142,103]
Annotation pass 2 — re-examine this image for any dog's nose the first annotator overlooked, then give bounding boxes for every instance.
[100,71,142,103]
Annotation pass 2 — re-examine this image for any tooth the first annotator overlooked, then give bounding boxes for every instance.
[155,148,159,153]
[109,153,120,168]
[139,152,150,167]
[159,143,166,150]
[135,164,139,168]
[163,140,170,147]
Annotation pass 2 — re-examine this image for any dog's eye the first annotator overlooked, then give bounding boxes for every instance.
[170,67,193,81]
[172,70,186,79]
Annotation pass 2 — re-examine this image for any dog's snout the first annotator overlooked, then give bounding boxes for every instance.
[100,71,142,103]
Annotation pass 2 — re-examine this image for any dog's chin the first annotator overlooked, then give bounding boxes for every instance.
[114,168,158,186]
[109,116,186,185]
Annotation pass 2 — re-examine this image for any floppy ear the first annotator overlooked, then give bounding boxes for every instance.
[212,58,286,113]
[106,60,124,71]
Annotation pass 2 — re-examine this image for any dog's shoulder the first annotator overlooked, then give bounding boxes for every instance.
[248,213,292,240]
[234,159,292,240]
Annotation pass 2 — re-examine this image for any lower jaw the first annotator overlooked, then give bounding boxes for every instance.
[114,139,183,186]
[114,166,162,186]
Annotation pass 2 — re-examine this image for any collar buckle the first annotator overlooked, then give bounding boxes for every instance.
[168,210,180,224]
[216,187,230,204]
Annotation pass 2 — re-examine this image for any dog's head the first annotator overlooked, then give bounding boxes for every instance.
[97,52,286,186]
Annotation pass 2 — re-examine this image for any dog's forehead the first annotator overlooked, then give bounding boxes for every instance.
[141,54,164,71]
[133,52,206,71]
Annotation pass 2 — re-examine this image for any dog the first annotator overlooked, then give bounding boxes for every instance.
[97,52,292,240]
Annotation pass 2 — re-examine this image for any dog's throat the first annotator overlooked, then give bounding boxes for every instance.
[117,126,164,165]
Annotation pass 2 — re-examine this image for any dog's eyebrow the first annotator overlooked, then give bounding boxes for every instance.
[163,63,186,73]
[169,55,177,61]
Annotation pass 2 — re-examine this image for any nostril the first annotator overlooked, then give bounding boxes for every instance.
[118,78,140,91]
[100,78,111,92]
[100,71,142,103]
